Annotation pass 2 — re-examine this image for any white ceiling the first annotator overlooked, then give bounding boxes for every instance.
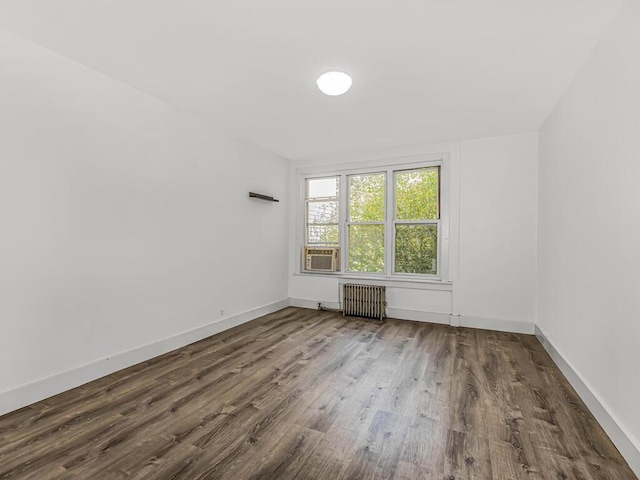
[0,0,625,160]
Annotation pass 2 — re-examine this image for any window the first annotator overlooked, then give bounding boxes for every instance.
[347,173,385,273]
[394,168,439,275]
[302,161,445,279]
[305,177,339,246]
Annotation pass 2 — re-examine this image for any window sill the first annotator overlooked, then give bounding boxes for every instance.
[292,271,453,291]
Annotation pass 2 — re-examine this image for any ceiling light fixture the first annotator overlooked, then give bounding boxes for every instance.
[316,71,352,96]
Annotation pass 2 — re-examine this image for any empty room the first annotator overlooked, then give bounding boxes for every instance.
[1,0,639,479]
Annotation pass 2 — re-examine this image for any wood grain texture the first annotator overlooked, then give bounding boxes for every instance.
[0,307,635,479]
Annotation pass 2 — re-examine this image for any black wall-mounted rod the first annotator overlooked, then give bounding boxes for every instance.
[249,192,279,202]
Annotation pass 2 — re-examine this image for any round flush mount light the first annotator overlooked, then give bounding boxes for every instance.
[316,71,352,96]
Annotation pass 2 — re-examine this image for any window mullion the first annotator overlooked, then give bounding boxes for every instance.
[394,220,439,225]
[386,168,394,276]
[339,174,347,272]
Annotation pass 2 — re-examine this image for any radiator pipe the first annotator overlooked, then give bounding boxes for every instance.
[317,302,342,313]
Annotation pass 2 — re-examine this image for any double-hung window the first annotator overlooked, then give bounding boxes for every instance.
[393,168,440,275]
[347,173,386,273]
[305,176,339,247]
[302,161,445,279]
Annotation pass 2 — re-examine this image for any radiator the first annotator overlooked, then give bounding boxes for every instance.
[342,283,386,321]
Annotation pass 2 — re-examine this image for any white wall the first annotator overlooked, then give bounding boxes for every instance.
[0,30,289,408]
[288,133,538,331]
[458,134,538,325]
[538,0,640,464]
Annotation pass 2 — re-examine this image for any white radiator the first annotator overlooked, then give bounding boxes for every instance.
[342,283,386,321]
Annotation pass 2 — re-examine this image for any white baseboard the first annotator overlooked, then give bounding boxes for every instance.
[535,326,640,477]
[290,298,450,324]
[459,315,535,334]
[290,298,341,310]
[289,299,539,332]
[0,298,290,417]
[386,307,450,324]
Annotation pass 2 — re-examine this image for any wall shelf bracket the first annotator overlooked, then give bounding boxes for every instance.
[249,192,279,202]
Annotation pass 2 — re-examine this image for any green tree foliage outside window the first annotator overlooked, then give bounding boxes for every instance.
[307,167,440,275]
[395,168,439,274]
[349,224,385,272]
[395,224,438,274]
[348,174,385,222]
[348,174,385,272]
[396,169,439,220]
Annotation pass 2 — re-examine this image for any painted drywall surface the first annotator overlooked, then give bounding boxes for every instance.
[289,133,538,325]
[537,0,640,449]
[457,134,538,324]
[0,30,289,395]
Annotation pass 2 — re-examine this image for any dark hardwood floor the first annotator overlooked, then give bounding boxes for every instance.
[0,307,635,479]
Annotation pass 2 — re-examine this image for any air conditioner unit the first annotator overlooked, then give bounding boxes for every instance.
[304,247,340,272]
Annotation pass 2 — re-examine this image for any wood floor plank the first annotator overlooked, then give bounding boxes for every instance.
[449,329,490,435]
[294,425,362,479]
[444,429,493,479]
[214,425,323,480]
[0,307,635,479]
[399,415,448,477]
[342,409,411,480]
[416,326,456,422]
[393,461,431,480]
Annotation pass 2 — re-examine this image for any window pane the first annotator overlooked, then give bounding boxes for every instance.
[349,173,385,222]
[395,224,437,274]
[348,224,384,272]
[308,225,339,245]
[308,177,339,199]
[396,168,439,220]
[307,201,338,224]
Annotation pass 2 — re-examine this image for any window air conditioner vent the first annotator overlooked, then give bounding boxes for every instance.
[304,247,339,272]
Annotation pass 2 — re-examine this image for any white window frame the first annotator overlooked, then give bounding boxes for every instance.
[304,175,340,247]
[299,154,450,283]
[346,171,387,275]
[391,166,441,277]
